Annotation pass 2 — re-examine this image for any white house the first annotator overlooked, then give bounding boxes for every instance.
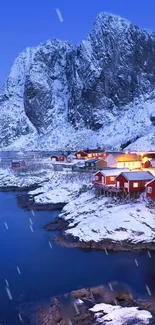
[105,153,141,169]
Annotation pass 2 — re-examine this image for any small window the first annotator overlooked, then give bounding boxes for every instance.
[95,176,98,180]
[124,182,128,188]
[133,182,138,188]
[110,176,115,181]
[117,181,120,188]
[91,163,94,166]
[147,187,152,194]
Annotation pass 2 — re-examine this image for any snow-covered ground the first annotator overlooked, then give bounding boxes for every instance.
[58,191,155,244]
[90,303,152,324]
[1,165,155,247]
[29,171,92,204]
[0,167,53,188]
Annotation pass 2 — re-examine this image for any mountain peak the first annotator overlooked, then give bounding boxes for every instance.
[0,12,155,150]
[94,12,132,27]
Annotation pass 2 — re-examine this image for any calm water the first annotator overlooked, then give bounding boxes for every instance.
[0,191,155,324]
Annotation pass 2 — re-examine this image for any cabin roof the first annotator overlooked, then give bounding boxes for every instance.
[108,153,141,162]
[146,178,155,186]
[86,158,99,163]
[73,161,85,167]
[96,168,130,177]
[51,154,65,158]
[12,160,24,163]
[85,149,104,153]
[75,151,87,155]
[120,171,154,181]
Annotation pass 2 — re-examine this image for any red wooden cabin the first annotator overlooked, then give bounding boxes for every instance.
[115,171,154,193]
[142,160,151,168]
[74,151,88,159]
[51,155,66,162]
[93,168,130,186]
[12,160,26,168]
[146,179,155,199]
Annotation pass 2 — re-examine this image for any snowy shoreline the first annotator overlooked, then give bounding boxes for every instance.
[1,167,155,252]
[45,189,155,252]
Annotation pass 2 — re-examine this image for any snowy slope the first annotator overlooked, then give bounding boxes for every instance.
[59,191,155,244]
[29,172,92,204]
[1,12,155,150]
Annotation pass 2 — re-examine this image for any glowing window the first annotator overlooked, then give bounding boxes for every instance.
[110,177,115,181]
[133,182,138,188]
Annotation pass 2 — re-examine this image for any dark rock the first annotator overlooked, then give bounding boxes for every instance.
[52,232,155,252]
[37,284,154,325]
[44,217,69,231]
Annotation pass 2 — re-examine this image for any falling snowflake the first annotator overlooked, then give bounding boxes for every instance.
[56,8,63,22]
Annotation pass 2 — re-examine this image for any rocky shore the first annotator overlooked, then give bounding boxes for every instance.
[37,283,155,325]
[17,193,66,210]
[44,216,155,252]
[42,190,155,252]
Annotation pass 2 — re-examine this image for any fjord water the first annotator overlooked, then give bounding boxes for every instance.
[0,191,155,325]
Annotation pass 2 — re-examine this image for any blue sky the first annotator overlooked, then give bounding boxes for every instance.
[1,0,155,86]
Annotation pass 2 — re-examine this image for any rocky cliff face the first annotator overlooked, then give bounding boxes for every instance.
[0,12,155,150]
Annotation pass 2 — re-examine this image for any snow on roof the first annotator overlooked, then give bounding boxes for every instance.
[73,161,85,167]
[75,151,87,155]
[111,153,141,162]
[51,154,65,158]
[12,160,24,163]
[120,171,154,181]
[85,149,104,153]
[96,168,130,177]
[86,158,99,163]
[146,178,155,186]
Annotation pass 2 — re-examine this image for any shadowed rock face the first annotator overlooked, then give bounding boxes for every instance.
[1,12,155,148]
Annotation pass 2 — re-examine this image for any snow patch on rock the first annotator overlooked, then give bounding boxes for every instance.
[90,303,152,324]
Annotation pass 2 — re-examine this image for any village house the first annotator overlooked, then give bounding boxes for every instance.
[12,160,26,168]
[66,154,74,163]
[105,153,141,169]
[74,151,88,159]
[72,161,85,172]
[151,159,155,168]
[141,159,151,168]
[85,149,107,159]
[92,168,130,186]
[51,154,66,162]
[115,171,154,193]
[146,178,155,199]
[85,158,107,171]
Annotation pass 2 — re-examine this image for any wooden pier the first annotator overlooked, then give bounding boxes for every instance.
[93,181,127,198]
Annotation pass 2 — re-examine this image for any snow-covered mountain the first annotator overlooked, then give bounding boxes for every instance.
[1,12,155,151]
